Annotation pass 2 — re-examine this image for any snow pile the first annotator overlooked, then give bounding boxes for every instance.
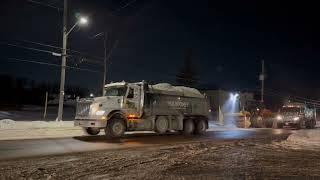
[0,120,74,129]
[286,129,320,147]
[150,83,203,98]
[0,119,16,129]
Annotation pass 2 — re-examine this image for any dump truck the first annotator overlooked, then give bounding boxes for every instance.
[275,102,316,129]
[74,81,209,138]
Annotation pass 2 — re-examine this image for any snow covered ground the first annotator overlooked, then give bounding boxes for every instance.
[0,119,250,141]
[0,119,82,140]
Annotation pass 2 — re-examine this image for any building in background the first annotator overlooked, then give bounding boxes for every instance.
[203,90,254,112]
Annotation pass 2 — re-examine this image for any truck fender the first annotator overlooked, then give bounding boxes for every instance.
[107,110,127,127]
[107,110,127,120]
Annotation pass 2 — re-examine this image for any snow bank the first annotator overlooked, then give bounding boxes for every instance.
[0,119,16,129]
[150,83,203,98]
[0,119,74,129]
[0,120,81,140]
[286,129,320,147]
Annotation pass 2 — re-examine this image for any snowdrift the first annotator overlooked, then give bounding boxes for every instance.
[0,119,74,129]
[286,129,320,147]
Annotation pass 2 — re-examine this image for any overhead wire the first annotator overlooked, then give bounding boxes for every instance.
[0,41,104,65]
[5,57,102,73]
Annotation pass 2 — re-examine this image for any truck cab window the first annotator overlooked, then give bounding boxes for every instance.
[127,88,134,99]
[104,87,127,96]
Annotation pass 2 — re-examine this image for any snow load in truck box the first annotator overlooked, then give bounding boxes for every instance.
[148,83,204,98]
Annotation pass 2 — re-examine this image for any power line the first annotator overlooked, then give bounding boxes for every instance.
[0,42,53,54]
[265,88,320,103]
[112,0,138,14]
[27,0,62,11]
[0,41,104,65]
[5,57,102,73]
[20,39,104,61]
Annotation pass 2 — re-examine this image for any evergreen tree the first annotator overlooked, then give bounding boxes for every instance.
[176,48,198,87]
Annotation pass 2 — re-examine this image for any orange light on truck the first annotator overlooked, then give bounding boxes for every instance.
[128,114,138,119]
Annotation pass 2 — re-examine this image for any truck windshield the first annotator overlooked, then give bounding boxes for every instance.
[104,86,127,96]
[281,107,300,113]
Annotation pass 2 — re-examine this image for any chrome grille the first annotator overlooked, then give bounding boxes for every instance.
[76,101,92,117]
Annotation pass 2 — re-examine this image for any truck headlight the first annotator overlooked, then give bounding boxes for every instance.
[293,117,300,121]
[276,115,283,121]
[95,110,105,116]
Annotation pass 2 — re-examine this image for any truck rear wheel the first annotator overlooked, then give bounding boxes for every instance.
[195,119,206,135]
[84,127,100,135]
[183,119,195,135]
[105,118,125,138]
[155,116,168,134]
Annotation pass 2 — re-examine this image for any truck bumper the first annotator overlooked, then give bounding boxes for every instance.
[283,122,298,127]
[74,120,107,128]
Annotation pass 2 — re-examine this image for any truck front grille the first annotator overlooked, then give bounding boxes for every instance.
[76,102,91,117]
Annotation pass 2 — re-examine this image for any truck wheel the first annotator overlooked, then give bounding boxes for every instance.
[155,116,168,134]
[105,118,125,138]
[265,120,273,128]
[307,119,316,129]
[183,119,195,135]
[277,123,283,129]
[296,121,303,129]
[312,119,316,129]
[195,119,206,135]
[84,127,100,135]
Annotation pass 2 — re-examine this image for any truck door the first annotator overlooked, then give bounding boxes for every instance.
[126,84,142,117]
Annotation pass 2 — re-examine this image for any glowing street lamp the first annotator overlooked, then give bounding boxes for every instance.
[66,16,89,36]
[79,17,88,25]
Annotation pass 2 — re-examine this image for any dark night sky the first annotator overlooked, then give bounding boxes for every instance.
[1,0,320,99]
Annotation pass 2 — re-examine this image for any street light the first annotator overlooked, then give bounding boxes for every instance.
[66,16,88,36]
[79,17,88,25]
[57,0,89,122]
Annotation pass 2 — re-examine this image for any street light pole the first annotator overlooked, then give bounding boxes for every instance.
[102,32,107,95]
[260,59,265,103]
[57,0,68,121]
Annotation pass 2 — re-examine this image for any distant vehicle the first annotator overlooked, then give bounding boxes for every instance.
[275,102,316,129]
[74,81,209,138]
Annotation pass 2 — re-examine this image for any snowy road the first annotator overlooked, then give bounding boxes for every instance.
[0,128,291,160]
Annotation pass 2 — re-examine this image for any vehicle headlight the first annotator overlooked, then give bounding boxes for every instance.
[276,115,283,121]
[95,110,105,116]
[293,117,300,121]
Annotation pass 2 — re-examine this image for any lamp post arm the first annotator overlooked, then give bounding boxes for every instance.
[66,21,79,36]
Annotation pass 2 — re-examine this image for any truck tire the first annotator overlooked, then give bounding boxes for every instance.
[84,127,100,135]
[183,119,195,135]
[306,119,316,129]
[155,116,168,134]
[265,120,273,128]
[277,123,283,129]
[296,120,303,129]
[105,118,125,138]
[195,119,206,135]
[312,119,316,129]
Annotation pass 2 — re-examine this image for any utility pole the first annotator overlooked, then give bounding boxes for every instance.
[102,32,107,95]
[260,59,265,103]
[57,0,68,121]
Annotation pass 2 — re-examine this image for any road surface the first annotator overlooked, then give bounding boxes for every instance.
[0,128,291,160]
